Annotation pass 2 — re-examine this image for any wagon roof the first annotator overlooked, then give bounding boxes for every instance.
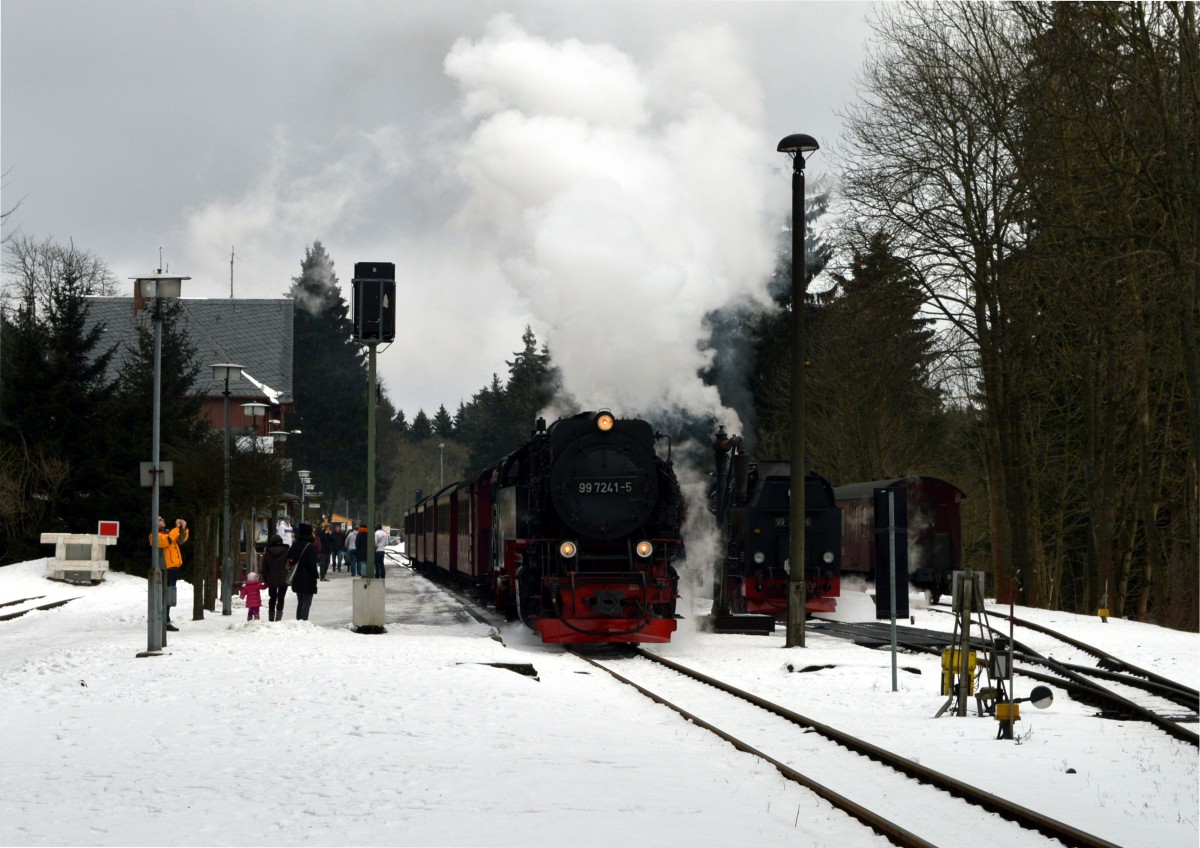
[832,476,966,501]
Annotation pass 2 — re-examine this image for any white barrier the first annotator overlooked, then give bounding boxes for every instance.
[40,533,117,584]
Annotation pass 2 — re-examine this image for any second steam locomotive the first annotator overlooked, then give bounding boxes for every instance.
[404,410,683,645]
[711,430,843,616]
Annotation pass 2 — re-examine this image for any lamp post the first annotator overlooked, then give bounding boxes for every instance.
[778,133,819,649]
[269,428,291,538]
[212,363,244,615]
[241,402,269,552]
[439,443,445,488]
[297,470,311,524]
[134,271,188,655]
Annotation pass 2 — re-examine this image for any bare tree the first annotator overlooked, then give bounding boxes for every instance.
[839,2,1038,602]
[2,235,118,316]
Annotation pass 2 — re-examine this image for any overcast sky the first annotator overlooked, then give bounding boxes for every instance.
[2,0,874,427]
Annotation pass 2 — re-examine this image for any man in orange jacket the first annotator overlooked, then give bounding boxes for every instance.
[152,516,189,630]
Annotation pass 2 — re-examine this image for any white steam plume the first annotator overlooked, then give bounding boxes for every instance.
[445,16,777,434]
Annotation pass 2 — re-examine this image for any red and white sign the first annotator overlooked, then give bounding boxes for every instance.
[98,521,120,538]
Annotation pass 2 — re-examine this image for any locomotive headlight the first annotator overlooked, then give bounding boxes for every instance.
[595,411,615,432]
[753,551,766,564]
[559,540,578,558]
[823,551,834,564]
[635,540,653,558]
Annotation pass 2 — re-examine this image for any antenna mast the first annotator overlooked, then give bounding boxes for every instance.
[230,246,236,298]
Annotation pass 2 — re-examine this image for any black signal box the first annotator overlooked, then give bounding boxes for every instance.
[353,261,396,343]
[874,487,909,619]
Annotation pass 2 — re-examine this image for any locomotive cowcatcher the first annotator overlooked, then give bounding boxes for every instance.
[711,430,841,616]
[405,410,684,645]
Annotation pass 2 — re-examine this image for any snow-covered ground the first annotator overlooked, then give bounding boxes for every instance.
[0,557,1195,847]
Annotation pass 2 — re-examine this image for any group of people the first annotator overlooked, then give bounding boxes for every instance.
[151,513,395,625]
[235,516,392,622]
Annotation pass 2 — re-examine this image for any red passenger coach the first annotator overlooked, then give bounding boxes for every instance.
[833,476,965,603]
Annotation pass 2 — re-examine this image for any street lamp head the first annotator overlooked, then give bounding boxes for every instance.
[777,133,820,162]
[241,402,269,418]
[132,272,189,299]
[268,430,289,442]
[211,363,245,383]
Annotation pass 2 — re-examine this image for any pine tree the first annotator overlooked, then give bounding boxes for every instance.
[806,230,945,480]
[287,242,372,511]
[410,410,433,441]
[432,405,454,438]
[748,181,835,455]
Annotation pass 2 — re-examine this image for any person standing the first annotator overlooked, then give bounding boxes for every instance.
[332,524,347,572]
[239,572,264,621]
[355,522,369,578]
[344,523,359,577]
[260,534,291,621]
[150,516,188,631]
[276,515,294,547]
[374,524,389,578]
[289,523,319,621]
[318,524,333,582]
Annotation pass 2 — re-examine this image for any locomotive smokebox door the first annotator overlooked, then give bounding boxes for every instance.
[352,261,396,343]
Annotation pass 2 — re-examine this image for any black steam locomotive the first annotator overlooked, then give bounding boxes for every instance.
[404,410,683,644]
[712,431,842,615]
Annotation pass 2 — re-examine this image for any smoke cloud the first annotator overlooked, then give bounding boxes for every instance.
[444,16,777,434]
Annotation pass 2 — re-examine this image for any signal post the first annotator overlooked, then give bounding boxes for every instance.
[352,261,396,632]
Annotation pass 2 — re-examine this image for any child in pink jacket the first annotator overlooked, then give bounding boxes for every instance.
[239,572,264,621]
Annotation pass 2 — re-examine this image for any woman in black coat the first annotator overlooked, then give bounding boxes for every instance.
[261,534,292,622]
[288,523,319,621]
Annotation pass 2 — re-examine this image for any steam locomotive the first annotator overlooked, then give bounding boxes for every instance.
[711,431,842,616]
[404,410,684,645]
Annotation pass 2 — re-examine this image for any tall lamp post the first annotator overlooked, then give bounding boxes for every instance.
[212,363,244,615]
[439,443,445,488]
[778,133,819,649]
[241,402,269,555]
[134,271,188,656]
[269,428,292,537]
[297,470,311,524]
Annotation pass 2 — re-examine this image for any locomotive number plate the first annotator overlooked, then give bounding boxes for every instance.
[577,477,636,495]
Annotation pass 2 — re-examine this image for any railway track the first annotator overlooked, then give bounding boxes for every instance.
[0,595,80,622]
[572,646,1122,848]
[922,606,1200,745]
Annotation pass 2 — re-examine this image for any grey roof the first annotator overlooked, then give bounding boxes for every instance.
[85,297,294,403]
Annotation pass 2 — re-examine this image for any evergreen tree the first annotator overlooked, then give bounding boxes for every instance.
[410,409,433,441]
[432,405,454,438]
[2,256,119,533]
[109,299,211,575]
[392,409,410,440]
[286,242,372,511]
[748,180,835,456]
[805,230,945,480]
